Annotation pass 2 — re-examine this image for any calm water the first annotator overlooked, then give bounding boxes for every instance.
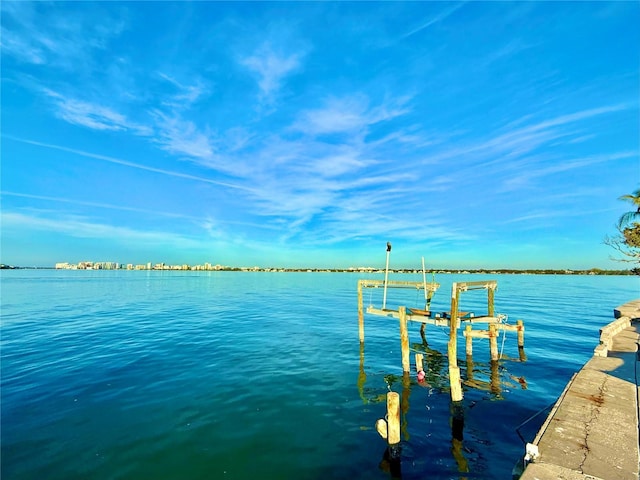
[1,270,638,479]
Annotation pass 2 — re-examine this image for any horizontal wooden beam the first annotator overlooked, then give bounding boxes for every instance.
[463,323,523,338]
[455,280,498,291]
[366,306,451,327]
[358,279,440,291]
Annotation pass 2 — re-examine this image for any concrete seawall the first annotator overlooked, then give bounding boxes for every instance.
[520,299,640,480]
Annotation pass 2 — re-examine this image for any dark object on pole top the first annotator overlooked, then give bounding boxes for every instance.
[387,242,392,252]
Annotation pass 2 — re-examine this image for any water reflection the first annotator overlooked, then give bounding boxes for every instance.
[359,332,530,478]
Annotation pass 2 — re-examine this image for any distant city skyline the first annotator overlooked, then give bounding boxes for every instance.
[1,2,638,270]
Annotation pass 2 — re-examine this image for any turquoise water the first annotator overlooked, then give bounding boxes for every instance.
[2,270,638,479]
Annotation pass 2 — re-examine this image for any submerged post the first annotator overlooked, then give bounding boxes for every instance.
[382,242,392,310]
[399,306,410,373]
[358,280,365,343]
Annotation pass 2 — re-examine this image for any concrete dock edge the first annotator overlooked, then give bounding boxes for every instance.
[519,299,640,480]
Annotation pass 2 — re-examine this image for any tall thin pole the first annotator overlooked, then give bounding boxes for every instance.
[382,242,392,310]
[421,256,427,302]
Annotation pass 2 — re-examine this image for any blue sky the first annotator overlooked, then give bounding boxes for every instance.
[1,2,638,269]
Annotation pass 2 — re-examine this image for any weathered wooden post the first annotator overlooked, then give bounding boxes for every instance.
[358,280,365,343]
[376,391,401,463]
[488,285,495,317]
[489,323,499,361]
[415,353,424,373]
[449,283,459,368]
[399,306,410,373]
[449,365,463,402]
[448,283,463,401]
[516,319,525,347]
[465,325,473,356]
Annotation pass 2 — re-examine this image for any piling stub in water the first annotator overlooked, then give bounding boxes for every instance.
[449,365,463,402]
[376,391,402,463]
[516,319,525,348]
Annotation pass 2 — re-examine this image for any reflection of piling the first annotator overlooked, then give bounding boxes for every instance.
[401,372,411,441]
[450,401,469,473]
[490,360,502,397]
[420,323,427,345]
[358,343,367,402]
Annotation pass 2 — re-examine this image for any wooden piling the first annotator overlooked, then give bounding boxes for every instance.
[415,353,424,372]
[399,306,410,373]
[358,280,364,343]
[517,319,525,348]
[488,286,495,317]
[449,365,463,402]
[465,325,473,356]
[387,391,401,446]
[449,283,459,368]
[489,323,499,361]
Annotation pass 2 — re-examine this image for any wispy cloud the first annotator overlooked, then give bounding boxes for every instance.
[151,111,217,164]
[422,102,637,170]
[157,72,209,109]
[292,94,411,136]
[0,2,126,68]
[240,42,303,101]
[42,89,151,134]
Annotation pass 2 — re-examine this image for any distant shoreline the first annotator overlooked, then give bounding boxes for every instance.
[1,264,637,275]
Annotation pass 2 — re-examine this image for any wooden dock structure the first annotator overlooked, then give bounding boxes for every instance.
[357,278,526,402]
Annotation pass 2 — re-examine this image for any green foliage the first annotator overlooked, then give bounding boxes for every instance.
[605,187,640,267]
